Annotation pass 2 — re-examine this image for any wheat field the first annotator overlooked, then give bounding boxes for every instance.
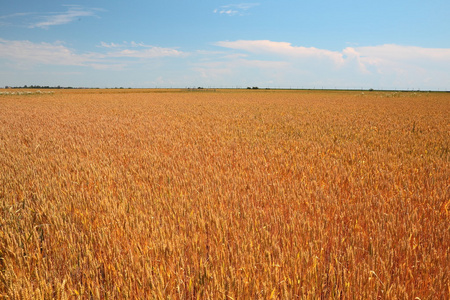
[0,89,448,299]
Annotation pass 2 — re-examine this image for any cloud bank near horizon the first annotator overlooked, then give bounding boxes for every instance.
[0,38,449,89]
[0,38,185,69]
[209,40,450,89]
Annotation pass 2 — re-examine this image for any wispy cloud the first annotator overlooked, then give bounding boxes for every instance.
[29,5,101,29]
[0,38,186,70]
[107,48,184,59]
[98,41,185,58]
[213,3,260,16]
[98,41,140,48]
[0,5,102,29]
[0,12,36,27]
[0,12,35,20]
[0,38,93,66]
[98,42,124,48]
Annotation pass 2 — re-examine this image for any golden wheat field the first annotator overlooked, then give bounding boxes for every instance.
[0,89,448,299]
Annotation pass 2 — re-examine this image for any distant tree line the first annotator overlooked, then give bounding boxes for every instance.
[5,85,107,89]
[6,85,75,89]
[4,85,138,89]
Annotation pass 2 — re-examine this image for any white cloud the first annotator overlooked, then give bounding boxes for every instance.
[211,40,450,89]
[215,40,450,73]
[107,47,184,59]
[342,47,369,73]
[90,63,127,71]
[191,58,290,88]
[1,36,449,90]
[98,42,123,48]
[0,12,33,19]
[0,12,35,27]
[0,6,102,29]
[236,59,288,69]
[355,44,450,62]
[28,5,101,28]
[99,41,185,58]
[213,3,260,16]
[0,38,93,66]
[340,44,450,81]
[215,40,345,66]
[98,41,145,48]
[97,41,182,56]
[0,38,186,69]
[0,12,35,21]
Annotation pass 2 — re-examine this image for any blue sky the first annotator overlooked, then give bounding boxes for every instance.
[1,0,449,89]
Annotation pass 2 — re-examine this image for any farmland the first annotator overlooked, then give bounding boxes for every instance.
[0,89,448,299]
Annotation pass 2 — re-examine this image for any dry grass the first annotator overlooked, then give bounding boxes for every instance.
[0,89,448,299]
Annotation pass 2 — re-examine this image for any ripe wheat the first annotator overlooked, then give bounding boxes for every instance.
[0,89,448,299]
